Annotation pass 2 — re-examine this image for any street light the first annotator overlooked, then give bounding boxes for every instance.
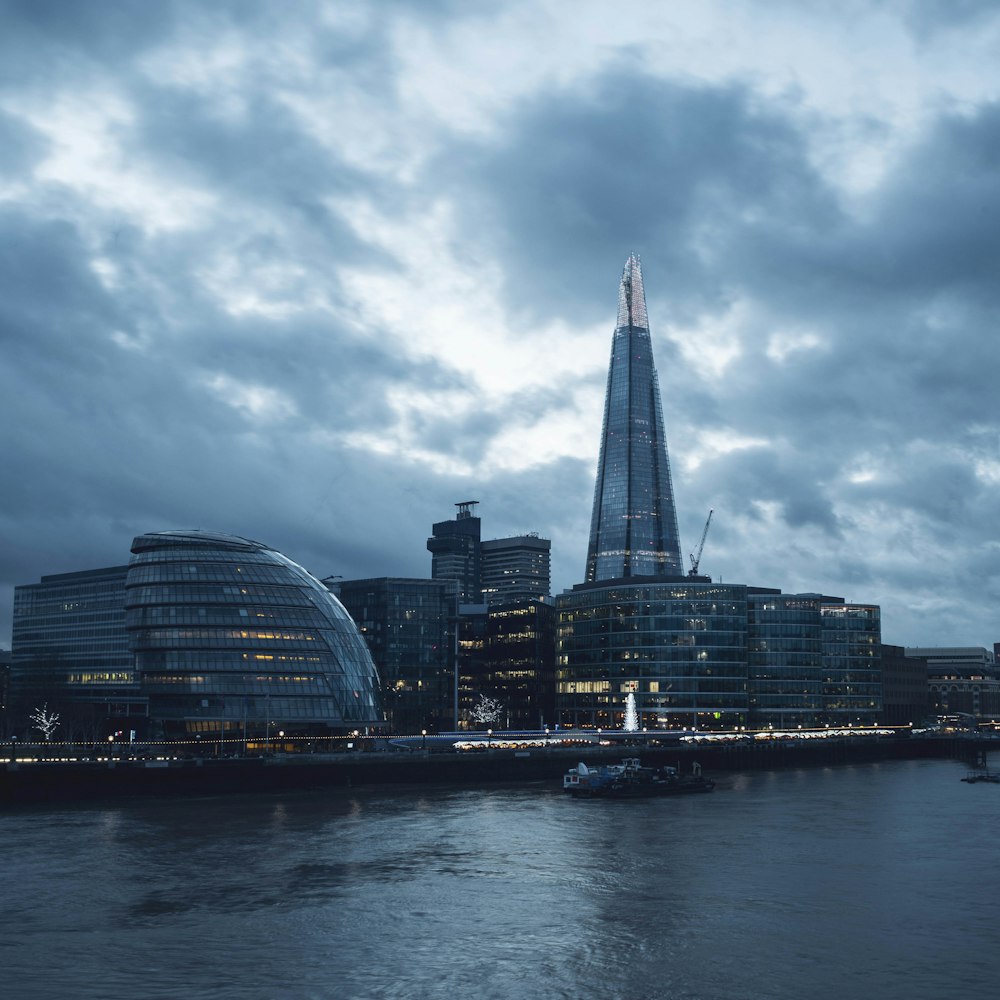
[422,729,427,751]
[487,728,492,748]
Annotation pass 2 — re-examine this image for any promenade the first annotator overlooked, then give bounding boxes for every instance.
[0,730,989,804]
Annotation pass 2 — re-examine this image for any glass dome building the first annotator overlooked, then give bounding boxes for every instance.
[125,530,383,739]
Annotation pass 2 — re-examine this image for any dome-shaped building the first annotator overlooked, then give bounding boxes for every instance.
[125,530,383,739]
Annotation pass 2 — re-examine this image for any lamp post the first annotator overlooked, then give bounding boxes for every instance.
[422,729,427,752]
[487,728,492,748]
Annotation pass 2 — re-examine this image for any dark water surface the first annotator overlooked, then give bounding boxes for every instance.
[3,758,999,1000]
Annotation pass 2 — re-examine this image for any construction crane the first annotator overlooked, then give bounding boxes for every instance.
[688,509,713,577]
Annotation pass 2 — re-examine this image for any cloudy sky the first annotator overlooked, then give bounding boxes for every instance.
[2,0,999,650]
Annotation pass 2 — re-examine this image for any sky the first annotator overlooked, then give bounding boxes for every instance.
[2,0,999,650]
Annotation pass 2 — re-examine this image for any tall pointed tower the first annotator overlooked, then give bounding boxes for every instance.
[585,254,684,581]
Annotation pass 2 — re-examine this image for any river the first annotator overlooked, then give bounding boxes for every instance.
[2,758,998,999]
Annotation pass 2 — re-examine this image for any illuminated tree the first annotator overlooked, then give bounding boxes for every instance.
[30,703,60,741]
[471,694,503,728]
[623,692,639,732]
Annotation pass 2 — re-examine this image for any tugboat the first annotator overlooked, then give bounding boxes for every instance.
[563,758,715,798]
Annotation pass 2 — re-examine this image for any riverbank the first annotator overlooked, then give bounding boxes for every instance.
[0,733,990,805]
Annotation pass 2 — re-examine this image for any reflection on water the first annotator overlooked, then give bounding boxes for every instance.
[3,759,1000,1000]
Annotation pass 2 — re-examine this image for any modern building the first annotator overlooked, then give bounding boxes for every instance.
[480,534,551,606]
[125,530,383,739]
[818,601,882,724]
[334,577,454,734]
[747,590,824,729]
[10,565,143,739]
[479,600,557,729]
[556,257,883,731]
[586,253,683,582]
[907,646,1000,719]
[557,578,749,730]
[748,592,883,728]
[427,501,482,603]
[880,644,931,726]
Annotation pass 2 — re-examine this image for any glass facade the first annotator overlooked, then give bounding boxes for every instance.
[586,255,683,581]
[748,592,882,727]
[11,565,143,738]
[335,577,453,734]
[748,592,825,728]
[820,603,882,725]
[557,580,748,730]
[480,600,557,729]
[480,534,551,605]
[125,530,382,737]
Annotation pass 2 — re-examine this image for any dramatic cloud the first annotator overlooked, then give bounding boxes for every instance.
[2,0,999,650]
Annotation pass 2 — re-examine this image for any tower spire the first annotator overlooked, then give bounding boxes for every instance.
[585,255,683,582]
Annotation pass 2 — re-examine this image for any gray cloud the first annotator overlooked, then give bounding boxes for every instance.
[1,1,999,653]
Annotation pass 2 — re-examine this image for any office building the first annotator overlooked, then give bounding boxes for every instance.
[557,257,883,731]
[479,600,557,729]
[10,565,143,738]
[334,577,454,733]
[880,644,931,726]
[480,534,551,605]
[427,501,482,603]
[125,530,382,738]
[586,253,683,582]
[748,592,882,728]
[907,646,1000,718]
[557,579,749,730]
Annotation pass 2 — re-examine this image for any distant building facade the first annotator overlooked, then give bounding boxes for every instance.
[557,578,750,730]
[907,646,1000,719]
[480,534,551,605]
[10,565,143,739]
[126,530,383,739]
[427,501,482,603]
[557,582,882,731]
[879,644,931,726]
[334,577,453,734]
[480,600,556,729]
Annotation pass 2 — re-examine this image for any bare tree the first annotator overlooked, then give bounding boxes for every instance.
[30,703,60,741]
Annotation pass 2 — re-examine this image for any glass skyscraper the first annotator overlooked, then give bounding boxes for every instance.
[586,254,683,581]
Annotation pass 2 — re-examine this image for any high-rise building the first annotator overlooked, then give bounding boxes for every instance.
[586,254,683,582]
[480,534,551,605]
[334,577,454,734]
[557,256,884,732]
[427,501,482,603]
[480,600,557,729]
[10,565,143,738]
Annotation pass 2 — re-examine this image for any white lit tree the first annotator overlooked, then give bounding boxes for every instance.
[30,703,60,741]
[470,694,503,728]
[623,692,639,732]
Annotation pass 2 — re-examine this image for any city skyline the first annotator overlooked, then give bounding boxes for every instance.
[2,2,1000,650]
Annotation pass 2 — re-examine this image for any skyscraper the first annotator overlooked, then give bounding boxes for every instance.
[585,254,683,581]
[426,501,482,603]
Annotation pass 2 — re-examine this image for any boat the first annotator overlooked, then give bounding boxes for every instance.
[961,769,1000,784]
[562,757,715,798]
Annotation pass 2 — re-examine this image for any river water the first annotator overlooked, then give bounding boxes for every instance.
[2,757,998,1000]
